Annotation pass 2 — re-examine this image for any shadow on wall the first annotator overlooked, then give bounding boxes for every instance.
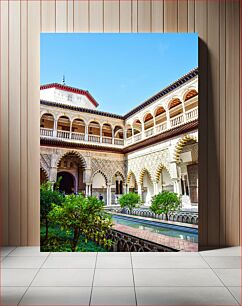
[198,38,220,250]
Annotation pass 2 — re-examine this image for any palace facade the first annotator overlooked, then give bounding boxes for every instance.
[40,68,198,210]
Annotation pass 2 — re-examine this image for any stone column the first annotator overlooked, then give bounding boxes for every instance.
[153,181,158,195]
[182,102,186,123]
[126,184,129,194]
[85,125,88,141]
[69,121,72,139]
[85,184,89,197]
[112,128,114,144]
[141,122,145,140]
[100,126,102,143]
[137,183,142,201]
[166,110,171,129]
[106,184,112,206]
[172,179,181,195]
[88,184,92,196]
[53,119,58,137]
[49,167,57,188]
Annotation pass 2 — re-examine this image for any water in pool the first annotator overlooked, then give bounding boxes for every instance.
[112,215,198,243]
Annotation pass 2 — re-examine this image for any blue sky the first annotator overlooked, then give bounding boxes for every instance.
[41,33,198,115]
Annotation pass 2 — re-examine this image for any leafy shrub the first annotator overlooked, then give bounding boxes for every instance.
[118,192,141,213]
[40,226,107,252]
[150,191,181,220]
[40,181,64,240]
[48,194,113,252]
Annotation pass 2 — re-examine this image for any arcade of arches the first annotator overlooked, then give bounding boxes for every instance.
[40,132,198,209]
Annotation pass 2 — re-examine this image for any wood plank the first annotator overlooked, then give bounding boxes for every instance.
[178,0,188,32]
[73,0,89,32]
[104,0,119,32]
[131,0,138,32]
[67,0,74,32]
[90,0,103,32]
[137,0,151,32]
[164,0,178,32]
[0,0,9,245]
[151,0,164,33]
[9,0,21,245]
[195,0,208,248]
[120,0,132,32]
[56,0,67,32]
[225,0,240,246]
[219,0,226,247]
[188,0,195,32]
[41,0,56,32]
[207,0,220,246]
[20,0,28,246]
[28,1,40,245]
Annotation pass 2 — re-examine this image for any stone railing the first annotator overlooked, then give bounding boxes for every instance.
[40,127,53,137]
[106,229,177,252]
[106,207,198,225]
[40,106,198,147]
[170,113,184,127]
[71,132,85,141]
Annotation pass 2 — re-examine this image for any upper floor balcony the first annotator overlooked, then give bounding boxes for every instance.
[40,89,198,148]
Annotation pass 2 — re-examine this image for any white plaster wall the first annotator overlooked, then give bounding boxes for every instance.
[40,88,97,110]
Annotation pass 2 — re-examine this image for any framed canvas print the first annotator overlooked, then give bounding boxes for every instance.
[40,33,198,252]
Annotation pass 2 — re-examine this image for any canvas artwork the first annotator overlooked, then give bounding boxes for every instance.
[40,34,198,252]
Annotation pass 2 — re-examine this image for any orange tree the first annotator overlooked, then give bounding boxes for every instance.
[150,191,181,220]
[40,181,64,240]
[48,194,113,252]
[118,192,141,213]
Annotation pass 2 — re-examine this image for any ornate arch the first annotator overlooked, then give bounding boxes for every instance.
[112,170,125,182]
[40,153,51,178]
[174,134,198,162]
[56,150,87,168]
[126,170,137,185]
[155,163,171,183]
[91,170,108,185]
[139,168,152,184]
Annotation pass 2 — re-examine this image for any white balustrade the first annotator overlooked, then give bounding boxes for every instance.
[134,133,142,142]
[155,122,167,134]
[88,134,100,143]
[57,130,70,139]
[126,137,133,145]
[41,107,198,147]
[186,107,198,121]
[102,136,112,144]
[114,138,124,145]
[144,126,154,137]
[40,128,53,137]
[170,114,184,127]
[71,132,85,141]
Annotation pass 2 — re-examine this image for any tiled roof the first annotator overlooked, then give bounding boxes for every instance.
[40,100,124,120]
[40,83,99,107]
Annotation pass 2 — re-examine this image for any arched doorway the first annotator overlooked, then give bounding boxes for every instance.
[92,171,107,204]
[57,152,86,194]
[57,171,75,194]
